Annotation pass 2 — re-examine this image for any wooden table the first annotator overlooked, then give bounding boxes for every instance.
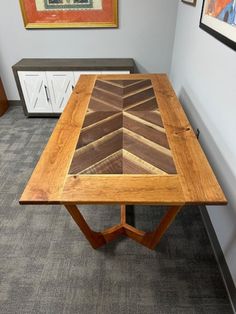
[20,74,227,250]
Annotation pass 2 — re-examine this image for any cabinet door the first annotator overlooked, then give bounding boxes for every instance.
[18,72,53,113]
[74,71,102,86]
[46,72,74,113]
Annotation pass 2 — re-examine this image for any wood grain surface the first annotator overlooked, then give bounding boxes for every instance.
[20,74,227,205]
[152,75,227,205]
[62,175,185,205]
[69,79,176,175]
[20,76,96,203]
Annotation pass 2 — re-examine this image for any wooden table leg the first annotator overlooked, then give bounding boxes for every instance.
[121,204,126,225]
[65,204,183,250]
[141,205,183,250]
[123,205,183,250]
[65,205,106,249]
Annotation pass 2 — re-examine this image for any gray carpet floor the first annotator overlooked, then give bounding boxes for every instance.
[0,106,233,314]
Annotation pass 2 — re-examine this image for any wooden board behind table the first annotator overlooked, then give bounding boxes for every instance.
[19,74,227,206]
[0,78,8,117]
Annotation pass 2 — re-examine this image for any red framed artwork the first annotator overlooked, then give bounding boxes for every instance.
[19,0,118,29]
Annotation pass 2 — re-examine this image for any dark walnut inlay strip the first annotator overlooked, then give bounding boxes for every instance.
[69,79,177,175]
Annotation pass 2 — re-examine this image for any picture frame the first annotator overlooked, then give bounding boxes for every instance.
[19,0,118,29]
[200,0,236,51]
[182,0,197,6]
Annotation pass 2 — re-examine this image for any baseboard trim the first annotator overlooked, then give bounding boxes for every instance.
[199,205,236,313]
[9,100,21,106]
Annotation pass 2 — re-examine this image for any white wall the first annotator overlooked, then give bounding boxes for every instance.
[0,0,178,100]
[171,0,236,286]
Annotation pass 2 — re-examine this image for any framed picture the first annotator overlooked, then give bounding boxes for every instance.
[200,0,236,50]
[19,0,118,29]
[182,0,197,6]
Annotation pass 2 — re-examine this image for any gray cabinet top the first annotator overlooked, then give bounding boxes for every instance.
[12,58,136,72]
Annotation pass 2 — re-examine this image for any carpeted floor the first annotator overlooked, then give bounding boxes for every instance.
[0,106,233,314]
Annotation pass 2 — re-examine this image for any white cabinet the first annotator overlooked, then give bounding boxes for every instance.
[16,67,132,116]
[13,59,135,116]
[18,71,75,114]
[46,72,74,113]
[18,72,53,113]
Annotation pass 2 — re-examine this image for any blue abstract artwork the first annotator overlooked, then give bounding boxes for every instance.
[206,0,236,25]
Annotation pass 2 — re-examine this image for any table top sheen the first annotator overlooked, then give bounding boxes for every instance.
[20,74,227,206]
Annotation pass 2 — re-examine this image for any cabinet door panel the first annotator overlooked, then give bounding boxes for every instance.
[18,72,53,113]
[74,71,102,86]
[46,72,74,113]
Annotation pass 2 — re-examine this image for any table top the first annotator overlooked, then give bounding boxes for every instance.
[20,74,227,206]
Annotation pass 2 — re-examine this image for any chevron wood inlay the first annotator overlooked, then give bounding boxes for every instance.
[69,79,177,175]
